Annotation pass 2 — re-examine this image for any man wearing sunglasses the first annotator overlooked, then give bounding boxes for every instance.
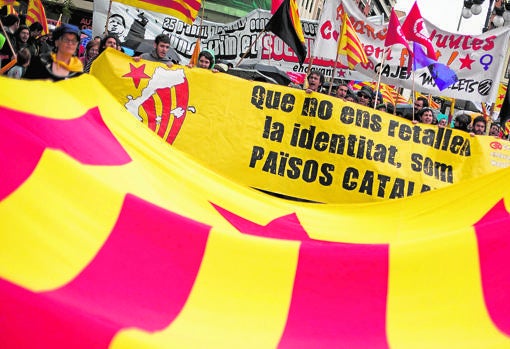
[357,86,374,107]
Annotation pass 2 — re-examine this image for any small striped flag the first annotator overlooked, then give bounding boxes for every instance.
[25,0,49,35]
[338,12,368,70]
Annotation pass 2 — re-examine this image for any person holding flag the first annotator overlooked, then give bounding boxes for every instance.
[0,14,19,67]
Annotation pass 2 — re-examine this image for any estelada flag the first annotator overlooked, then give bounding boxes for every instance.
[116,0,202,24]
[265,0,307,65]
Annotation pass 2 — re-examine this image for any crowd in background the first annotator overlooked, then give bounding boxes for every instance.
[304,69,505,139]
[0,13,506,139]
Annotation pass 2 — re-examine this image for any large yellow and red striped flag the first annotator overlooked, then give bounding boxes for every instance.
[25,0,49,35]
[3,74,510,348]
[338,11,368,70]
[115,0,201,24]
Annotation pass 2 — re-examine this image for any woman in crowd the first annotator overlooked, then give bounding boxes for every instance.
[187,49,215,70]
[83,34,121,73]
[416,107,436,125]
[80,39,100,67]
[436,113,449,127]
[24,24,83,81]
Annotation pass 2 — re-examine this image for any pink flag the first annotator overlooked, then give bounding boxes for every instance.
[384,9,411,52]
[401,2,437,60]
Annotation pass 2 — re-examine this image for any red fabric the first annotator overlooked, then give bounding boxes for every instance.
[401,2,436,60]
[271,0,283,14]
[384,9,411,52]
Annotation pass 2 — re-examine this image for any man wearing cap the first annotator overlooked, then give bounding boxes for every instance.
[25,24,83,81]
[357,86,374,107]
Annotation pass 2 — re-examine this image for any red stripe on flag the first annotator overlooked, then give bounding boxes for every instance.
[211,204,389,348]
[474,199,510,336]
[278,241,390,348]
[0,278,118,349]
[155,87,172,138]
[0,194,211,348]
[0,106,131,201]
[212,204,310,241]
[139,0,200,17]
[141,94,158,131]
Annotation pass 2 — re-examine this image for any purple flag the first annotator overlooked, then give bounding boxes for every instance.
[413,42,457,91]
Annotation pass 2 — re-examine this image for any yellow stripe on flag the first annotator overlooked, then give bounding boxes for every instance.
[388,230,510,348]
[111,231,299,348]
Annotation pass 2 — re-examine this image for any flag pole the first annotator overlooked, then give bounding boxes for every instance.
[190,1,206,66]
[393,83,402,115]
[373,47,388,108]
[412,70,416,121]
[303,55,314,89]
[0,19,17,74]
[235,30,266,67]
[328,31,344,95]
[103,0,114,34]
[328,56,339,95]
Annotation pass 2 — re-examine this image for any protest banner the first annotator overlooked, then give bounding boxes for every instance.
[92,49,510,203]
[92,0,510,103]
[314,0,510,103]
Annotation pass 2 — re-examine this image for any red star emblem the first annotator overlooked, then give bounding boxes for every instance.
[459,54,475,70]
[338,70,346,78]
[122,63,150,88]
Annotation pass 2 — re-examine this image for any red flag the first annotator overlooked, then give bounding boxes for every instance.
[265,0,307,65]
[385,9,411,52]
[25,0,49,36]
[401,2,437,60]
[271,0,283,14]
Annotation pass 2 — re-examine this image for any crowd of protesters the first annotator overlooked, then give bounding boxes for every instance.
[0,13,506,139]
[303,68,506,139]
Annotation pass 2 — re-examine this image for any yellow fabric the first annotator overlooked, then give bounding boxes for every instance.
[51,52,84,72]
[2,75,510,348]
[91,49,510,204]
